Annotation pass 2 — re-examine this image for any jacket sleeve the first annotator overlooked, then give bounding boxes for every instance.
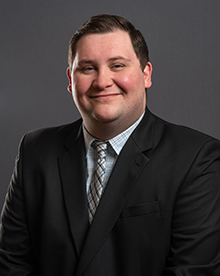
[164,138,220,275]
[0,135,36,275]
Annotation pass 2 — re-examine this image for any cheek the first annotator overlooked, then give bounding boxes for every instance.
[115,73,141,92]
[72,76,91,96]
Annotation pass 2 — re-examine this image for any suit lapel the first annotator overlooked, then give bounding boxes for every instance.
[75,108,156,276]
[58,122,89,257]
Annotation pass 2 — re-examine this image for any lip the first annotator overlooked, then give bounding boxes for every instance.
[89,93,121,99]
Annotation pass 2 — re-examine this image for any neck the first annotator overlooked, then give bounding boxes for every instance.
[83,112,145,141]
[84,122,122,140]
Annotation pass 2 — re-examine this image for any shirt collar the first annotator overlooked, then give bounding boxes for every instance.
[83,111,145,155]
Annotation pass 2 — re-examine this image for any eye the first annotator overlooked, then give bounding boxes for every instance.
[83,66,94,71]
[111,63,125,71]
[81,66,96,74]
[114,64,122,68]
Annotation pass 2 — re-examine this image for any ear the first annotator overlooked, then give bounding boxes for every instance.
[66,67,72,93]
[143,62,153,89]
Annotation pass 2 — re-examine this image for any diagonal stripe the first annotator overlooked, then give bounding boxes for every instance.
[87,140,108,222]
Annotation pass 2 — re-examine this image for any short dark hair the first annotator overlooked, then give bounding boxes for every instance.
[68,14,149,72]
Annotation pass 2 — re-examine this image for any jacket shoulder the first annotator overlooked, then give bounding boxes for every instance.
[141,110,220,159]
[154,113,219,145]
[20,119,83,154]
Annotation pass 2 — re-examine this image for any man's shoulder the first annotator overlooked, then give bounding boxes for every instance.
[20,118,83,152]
[153,112,220,150]
[141,109,220,152]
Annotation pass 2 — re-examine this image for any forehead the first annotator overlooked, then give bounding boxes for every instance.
[74,30,137,61]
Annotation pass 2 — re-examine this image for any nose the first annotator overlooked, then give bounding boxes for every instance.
[92,67,113,90]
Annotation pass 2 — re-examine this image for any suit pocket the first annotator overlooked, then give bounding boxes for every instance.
[120,201,160,218]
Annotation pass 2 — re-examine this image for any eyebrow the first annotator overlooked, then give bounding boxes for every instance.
[78,59,93,66]
[78,56,131,66]
[109,56,132,62]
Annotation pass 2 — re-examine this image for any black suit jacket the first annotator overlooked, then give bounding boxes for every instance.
[1,108,220,275]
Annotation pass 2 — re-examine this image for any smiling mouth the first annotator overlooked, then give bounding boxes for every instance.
[90,93,121,99]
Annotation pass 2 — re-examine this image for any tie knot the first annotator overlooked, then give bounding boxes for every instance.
[93,140,108,158]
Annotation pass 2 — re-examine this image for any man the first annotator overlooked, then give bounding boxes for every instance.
[0,14,220,276]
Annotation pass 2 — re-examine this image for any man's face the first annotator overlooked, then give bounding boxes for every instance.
[67,30,152,136]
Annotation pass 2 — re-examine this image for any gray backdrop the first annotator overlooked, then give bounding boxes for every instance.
[1,0,220,210]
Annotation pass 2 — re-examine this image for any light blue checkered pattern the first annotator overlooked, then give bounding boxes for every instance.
[84,112,145,194]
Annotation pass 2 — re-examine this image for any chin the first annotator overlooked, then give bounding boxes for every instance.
[91,108,115,119]
[93,113,119,124]
[96,117,117,124]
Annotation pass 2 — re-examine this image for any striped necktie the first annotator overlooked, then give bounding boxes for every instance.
[88,140,108,222]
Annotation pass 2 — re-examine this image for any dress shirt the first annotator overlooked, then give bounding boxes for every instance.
[83,112,145,193]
